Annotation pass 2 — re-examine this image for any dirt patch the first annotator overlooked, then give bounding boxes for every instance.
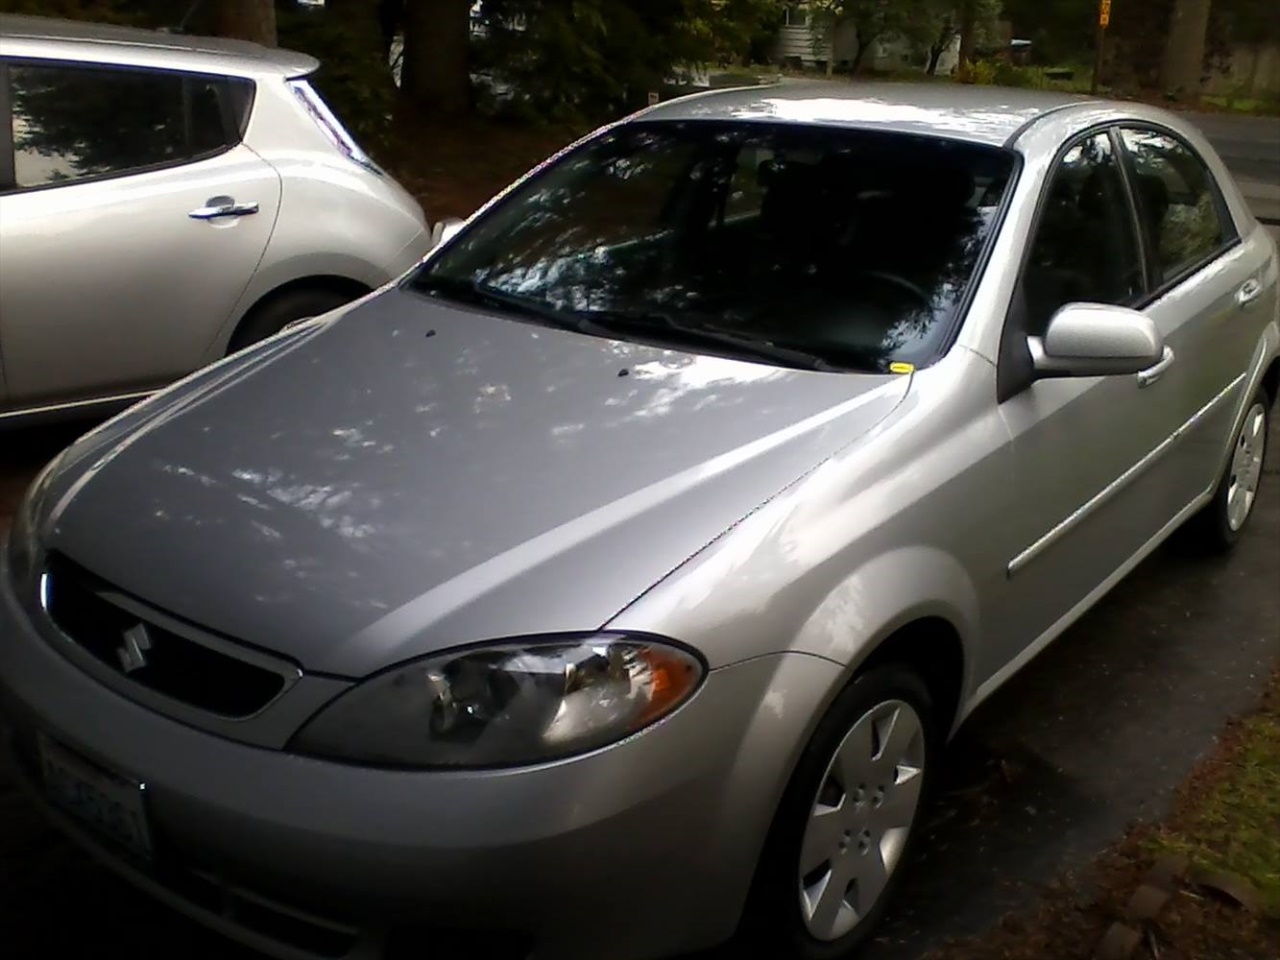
[378,111,586,223]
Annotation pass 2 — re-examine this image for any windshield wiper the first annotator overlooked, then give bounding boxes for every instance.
[411,274,607,336]
[587,309,847,372]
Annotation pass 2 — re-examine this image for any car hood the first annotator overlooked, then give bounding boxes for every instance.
[41,289,909,676]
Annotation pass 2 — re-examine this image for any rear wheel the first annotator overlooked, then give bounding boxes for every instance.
[227,287,362,354]
[741,665,935,959]
[1186,385,1270,552]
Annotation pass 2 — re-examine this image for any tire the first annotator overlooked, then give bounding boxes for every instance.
[1185,385,1271,553]
[227,287,361,354]
[739,665,937,960]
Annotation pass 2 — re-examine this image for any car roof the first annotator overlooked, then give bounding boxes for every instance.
[638,81,1096,147]
[0,14,318,78]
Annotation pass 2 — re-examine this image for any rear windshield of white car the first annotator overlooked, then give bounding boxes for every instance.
[410,120,1017,373]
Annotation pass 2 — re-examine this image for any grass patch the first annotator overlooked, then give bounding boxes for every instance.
[1201,94,1280,116]
[1144,675,1280,916]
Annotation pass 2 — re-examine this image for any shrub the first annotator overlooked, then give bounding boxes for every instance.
[956,59,999,85]
[993,61,1043,88]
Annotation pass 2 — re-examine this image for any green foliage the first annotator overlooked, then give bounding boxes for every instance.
[807,0,1001,71]
[1001,0,1096,64]
[0,0,180,26]
[956,57,998,84]
[276,5,396,147]
[473,0,785,124]
[992,59,1043,88]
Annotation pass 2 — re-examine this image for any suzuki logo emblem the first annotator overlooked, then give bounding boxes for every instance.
[117,623,153,674]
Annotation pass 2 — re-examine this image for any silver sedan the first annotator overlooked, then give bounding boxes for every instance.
[1,83,1277,960]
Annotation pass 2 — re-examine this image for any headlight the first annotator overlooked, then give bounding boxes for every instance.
[290,634,704,768]
[6,452,65,588]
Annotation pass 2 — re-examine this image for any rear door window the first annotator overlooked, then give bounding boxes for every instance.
[1118,127,1235,285]
[7,61,253,190]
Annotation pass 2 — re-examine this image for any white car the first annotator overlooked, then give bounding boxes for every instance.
[0,15,431,425]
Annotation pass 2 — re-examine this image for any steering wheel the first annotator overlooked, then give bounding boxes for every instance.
[850,270,933,310]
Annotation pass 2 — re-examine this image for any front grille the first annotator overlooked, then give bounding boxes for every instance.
[42,553,288,719]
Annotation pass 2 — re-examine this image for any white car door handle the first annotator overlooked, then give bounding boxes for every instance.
[1137,346,1176,388]
[189,197,260,220]
[1236,278,1262,307]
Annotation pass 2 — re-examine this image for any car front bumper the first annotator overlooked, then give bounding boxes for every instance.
[0,547,840,960]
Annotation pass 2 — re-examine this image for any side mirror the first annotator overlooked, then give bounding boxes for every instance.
[1029,303,1167,380]
[429,217,466,251]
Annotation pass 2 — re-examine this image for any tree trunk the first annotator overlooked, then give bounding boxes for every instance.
[928,21,954,76]
[927,45,943,76]
[851,38,870,75]
[378,0,406,60]
[1160,0,1213,100]
[214,0,277,47]
[957,0,977,69]
[403,0,473,116]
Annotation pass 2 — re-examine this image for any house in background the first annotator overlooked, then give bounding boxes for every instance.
[771,3,961,75]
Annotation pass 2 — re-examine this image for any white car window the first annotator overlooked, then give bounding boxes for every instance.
[8,61,251,190]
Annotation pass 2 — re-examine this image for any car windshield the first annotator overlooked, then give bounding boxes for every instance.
[408,120,1017,372]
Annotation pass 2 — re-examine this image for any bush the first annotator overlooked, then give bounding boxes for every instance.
[956,59,999,85]
[993,61,1043,88]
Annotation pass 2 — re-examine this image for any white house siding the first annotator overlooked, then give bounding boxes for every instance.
[777,23,831,65]
[772,15,959,74]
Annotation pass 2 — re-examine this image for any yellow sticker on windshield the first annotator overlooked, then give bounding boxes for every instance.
[889,362,915,375]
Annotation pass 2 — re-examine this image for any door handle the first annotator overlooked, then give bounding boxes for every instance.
[1137,346,1176,388]
[189,196,259,220]
[1236,278,1262,307]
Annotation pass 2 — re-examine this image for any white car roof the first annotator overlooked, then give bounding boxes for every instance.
[0,14,318,78]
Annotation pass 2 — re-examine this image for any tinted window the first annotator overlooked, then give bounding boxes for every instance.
[1020,132,1144,336]
[1119,128,1230,283]
[412,122,1015,372]
[9,63,252,189]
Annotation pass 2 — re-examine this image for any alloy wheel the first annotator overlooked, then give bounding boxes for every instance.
[797,699,926,942]
[1227,402,1267,532]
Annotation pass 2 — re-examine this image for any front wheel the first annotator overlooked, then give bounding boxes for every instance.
[741,666,935,959]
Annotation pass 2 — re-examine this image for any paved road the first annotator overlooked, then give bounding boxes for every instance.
[1186,111,1280,188]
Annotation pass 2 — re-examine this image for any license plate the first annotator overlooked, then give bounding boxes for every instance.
[38,735,152,861]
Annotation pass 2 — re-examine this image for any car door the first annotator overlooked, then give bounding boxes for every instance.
[1116,124,1275,515]
[982,128,1185,680]
[0,58,281,408]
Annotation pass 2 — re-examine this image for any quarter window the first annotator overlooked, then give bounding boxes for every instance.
[1019,132,1145,336]
[8,62,252,190]
[1118,128,1231,284]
